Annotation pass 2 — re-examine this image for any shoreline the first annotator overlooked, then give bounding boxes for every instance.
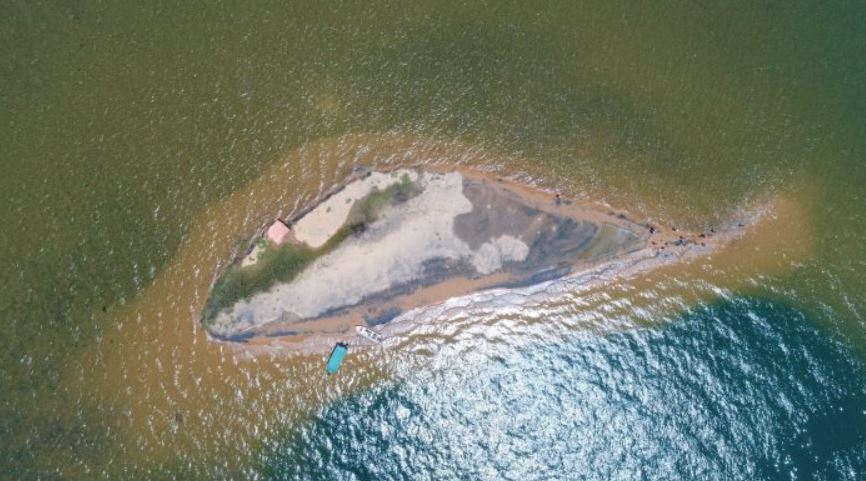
[202,164,765,356]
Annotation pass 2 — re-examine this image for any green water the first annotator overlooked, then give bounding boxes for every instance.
[2,1,865,479]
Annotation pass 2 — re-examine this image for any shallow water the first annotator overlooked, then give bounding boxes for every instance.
[2,1,866,479]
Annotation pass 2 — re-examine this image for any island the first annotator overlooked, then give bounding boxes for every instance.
[201,166,754,352]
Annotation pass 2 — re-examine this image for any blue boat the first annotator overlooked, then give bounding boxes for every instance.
[326,343,349,374]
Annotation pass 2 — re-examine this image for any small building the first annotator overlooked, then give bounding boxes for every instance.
[265,219,291,245]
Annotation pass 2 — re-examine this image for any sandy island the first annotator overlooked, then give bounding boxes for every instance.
[201,165,764,354]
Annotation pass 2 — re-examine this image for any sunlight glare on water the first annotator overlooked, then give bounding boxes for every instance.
[263,296,866,481]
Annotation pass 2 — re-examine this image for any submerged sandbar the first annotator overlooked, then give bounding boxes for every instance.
[202,166,739,349]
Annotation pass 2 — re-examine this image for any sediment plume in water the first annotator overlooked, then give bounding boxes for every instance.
[62,135,815,469]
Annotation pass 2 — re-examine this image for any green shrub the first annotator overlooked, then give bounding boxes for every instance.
[347,173,421,226]
[201,243,315,324]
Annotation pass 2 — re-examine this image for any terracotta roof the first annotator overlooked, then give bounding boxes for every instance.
[265,220,291,244]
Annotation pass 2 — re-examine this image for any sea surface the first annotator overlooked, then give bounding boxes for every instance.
[2,2,865,480]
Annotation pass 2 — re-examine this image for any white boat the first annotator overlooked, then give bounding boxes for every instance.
[355,325,385,343]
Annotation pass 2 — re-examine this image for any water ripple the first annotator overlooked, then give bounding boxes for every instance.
[262,297,866,480]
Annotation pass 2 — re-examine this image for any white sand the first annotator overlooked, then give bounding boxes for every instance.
[241,243,265,267]
[292,169,419,249]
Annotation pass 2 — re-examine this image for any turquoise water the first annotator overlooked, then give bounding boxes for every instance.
[2,1,866,479]
[263,299,866,480]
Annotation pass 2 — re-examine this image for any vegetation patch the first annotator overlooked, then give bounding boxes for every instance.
[202,242,315,326]
[346,173,421,226]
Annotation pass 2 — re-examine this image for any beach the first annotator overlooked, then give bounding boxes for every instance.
[203,165,765,354]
